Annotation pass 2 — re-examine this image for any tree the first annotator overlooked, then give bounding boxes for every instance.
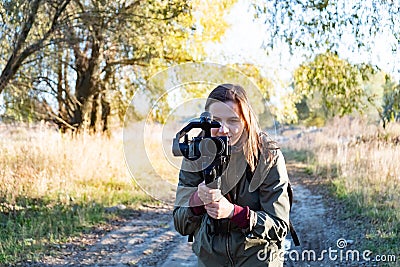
[252,0,400,118]
[50,0,198,131]
[139,0,239,124]
[1,0,195,130]
[1,0,239,131]
[248,1,400,126]
[0,0,71,94]
[253,0,399,58]
[381,75,400,128]
[293,51,375,122]
[0,0,72,124]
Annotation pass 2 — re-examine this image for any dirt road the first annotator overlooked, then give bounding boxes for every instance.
[31,162,365,266]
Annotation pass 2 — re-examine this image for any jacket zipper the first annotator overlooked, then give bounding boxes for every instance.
[226,221,234,266]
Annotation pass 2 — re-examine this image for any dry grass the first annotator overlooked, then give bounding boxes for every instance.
[282,116,400,254]
[0,122,162,264]
[0,123,144,206]
[123,121,180,204]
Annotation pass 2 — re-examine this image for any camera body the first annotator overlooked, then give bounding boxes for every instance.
[172,112,231,184]
[172,112,230,160]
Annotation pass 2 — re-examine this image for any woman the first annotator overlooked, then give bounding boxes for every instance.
[173,84,290,266]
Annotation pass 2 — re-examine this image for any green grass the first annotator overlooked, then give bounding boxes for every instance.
[283,143,399,264]
[0,124,166,265]
[281,147,315,163]
[329,178,399,263]
[0,193,153,265]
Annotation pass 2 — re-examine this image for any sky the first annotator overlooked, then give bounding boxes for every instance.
[203,1,297,106]
[204,1,296,82]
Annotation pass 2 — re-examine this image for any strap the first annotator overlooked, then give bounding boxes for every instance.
[188,234,194,242]
[287,182,294,211]
[287,183,300,245]
[245,163,254,183]
[289,221,300,246]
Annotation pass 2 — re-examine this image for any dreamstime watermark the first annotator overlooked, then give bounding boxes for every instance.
[257,238,397,264]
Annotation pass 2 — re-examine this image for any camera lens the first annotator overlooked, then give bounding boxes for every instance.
[198,137,227,157]
[198,138,217,157]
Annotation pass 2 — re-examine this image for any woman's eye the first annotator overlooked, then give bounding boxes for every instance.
[228,119,240,124]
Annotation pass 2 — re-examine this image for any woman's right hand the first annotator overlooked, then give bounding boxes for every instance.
[197,181,223,204]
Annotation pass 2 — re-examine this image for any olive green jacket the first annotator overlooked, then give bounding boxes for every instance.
[173,139,291,267]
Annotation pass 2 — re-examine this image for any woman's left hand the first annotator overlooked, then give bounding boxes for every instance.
[205,196,234,219]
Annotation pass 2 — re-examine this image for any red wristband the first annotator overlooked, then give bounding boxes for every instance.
[230,205,250,228]
[189,191,206,215]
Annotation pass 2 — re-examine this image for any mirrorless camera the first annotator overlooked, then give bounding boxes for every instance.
[172,112,231,184]
[172,112,230,160]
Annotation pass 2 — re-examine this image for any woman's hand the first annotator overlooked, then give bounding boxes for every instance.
[197,182,234,219]
[197,181,222,204]
[205,197,234,219]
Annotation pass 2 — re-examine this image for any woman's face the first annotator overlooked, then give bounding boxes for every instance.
[208,100,245,146]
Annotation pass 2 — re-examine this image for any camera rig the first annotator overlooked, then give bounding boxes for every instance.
[172,112,231,185]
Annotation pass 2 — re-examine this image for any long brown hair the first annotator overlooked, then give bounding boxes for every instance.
[205,84,276,171]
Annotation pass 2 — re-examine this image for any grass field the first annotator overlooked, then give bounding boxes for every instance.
[0,123,156,264]
[281,116,400,257]
[1,118,398,264]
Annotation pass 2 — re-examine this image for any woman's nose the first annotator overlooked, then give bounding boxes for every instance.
[218,123,229,134]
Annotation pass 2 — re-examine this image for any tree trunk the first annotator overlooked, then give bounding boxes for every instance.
[101,94,110,132]
[71,36,112,133]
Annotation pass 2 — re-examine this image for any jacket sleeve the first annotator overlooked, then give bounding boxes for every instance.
[173,165,205,236]
[246,150,290,243]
